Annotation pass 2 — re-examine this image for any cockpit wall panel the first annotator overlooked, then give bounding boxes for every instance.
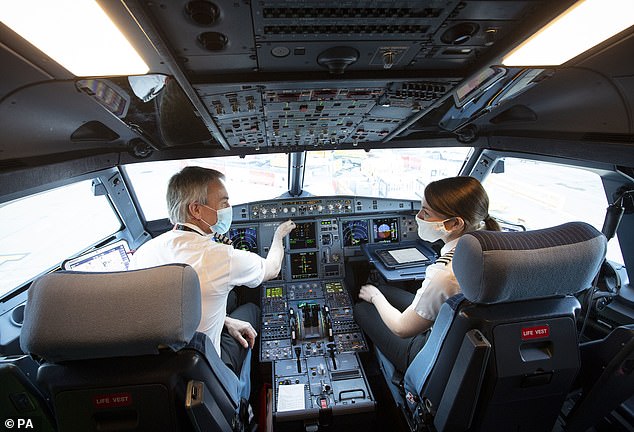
[0,82,140,161]
[474,68,632,136]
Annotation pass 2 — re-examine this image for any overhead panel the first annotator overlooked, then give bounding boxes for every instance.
[197,79,455,149]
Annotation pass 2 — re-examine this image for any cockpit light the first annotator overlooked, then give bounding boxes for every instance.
[502,0,634,66]
[0,0,149,77]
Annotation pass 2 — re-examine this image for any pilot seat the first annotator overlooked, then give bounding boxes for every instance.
[20,263,254,432]
[374,221,607,431]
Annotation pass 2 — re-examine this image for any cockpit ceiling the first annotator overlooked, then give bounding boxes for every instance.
[13,0,634,168]
[140,0,563,76]
[127,0,571,151]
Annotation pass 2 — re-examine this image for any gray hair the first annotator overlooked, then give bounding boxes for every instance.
[166,166,225,224]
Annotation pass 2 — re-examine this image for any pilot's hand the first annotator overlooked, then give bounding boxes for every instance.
[224,316,257,349]
[359,284,382,305]
[274,220,296,240]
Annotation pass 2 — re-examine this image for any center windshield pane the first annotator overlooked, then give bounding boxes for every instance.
[303,148,471,199]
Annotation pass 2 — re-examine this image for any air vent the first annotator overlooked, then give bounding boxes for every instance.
[441,22,479,45]
[263,8,442,19]
[198,32,228,51]
[185,1,220,26]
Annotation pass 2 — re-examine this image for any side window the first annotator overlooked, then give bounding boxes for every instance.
[483,158,624,264]
[0,180,122,298]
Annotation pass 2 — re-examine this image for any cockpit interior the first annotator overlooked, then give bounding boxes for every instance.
[1,1,633,431]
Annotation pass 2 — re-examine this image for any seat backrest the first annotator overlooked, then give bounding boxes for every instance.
[403,222,607,432]
[20,264,245,432]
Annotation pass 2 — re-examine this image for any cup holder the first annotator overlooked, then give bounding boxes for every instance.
[10,304,26,326]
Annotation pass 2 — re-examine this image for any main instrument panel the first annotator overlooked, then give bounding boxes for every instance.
[229,196,420,422]
[230,196,420,281]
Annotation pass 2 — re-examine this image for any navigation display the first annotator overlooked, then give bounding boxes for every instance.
[229,226,258,252]
[342,219,369,247]
[63,240,131,272]
[290,251,319,280]
[372,217,399,243]
[289,222,317,250]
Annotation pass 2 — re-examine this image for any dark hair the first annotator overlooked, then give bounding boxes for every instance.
[424,176,500,233]
[166,166,225,224]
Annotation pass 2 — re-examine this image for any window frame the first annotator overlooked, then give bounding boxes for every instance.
[0,168,130,303]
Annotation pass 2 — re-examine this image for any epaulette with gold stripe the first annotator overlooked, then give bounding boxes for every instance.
[435,249,455,266]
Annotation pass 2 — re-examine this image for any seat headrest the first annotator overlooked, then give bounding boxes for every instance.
[20,264,201,362]
[453,222,606,304]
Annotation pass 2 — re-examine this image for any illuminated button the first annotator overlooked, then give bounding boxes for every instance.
[283,207,288,213]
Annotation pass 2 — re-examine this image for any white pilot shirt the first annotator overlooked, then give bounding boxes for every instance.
[128,223,266,355]
[411,238,460,321]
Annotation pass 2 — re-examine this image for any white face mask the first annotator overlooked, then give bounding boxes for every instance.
[416,215,452,243]
[202,205,233,234]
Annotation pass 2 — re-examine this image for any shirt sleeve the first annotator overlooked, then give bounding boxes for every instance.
[228,247,267,288]
[412,262,460,321]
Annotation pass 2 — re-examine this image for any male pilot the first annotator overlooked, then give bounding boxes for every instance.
[129,166,295,373]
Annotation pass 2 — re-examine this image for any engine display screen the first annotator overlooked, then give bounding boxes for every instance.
[372,217,399,243]
[290,251,319,280]
[229,227,258,252]
[289,222,317,250]
[265,286,284,298]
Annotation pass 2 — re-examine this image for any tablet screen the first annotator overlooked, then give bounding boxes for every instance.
[63,240,131,272]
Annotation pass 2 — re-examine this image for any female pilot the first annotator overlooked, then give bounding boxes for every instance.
[354,176,500,373]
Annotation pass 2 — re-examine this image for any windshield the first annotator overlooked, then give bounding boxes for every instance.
[303,148,471,199]
[125,148,472,221]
